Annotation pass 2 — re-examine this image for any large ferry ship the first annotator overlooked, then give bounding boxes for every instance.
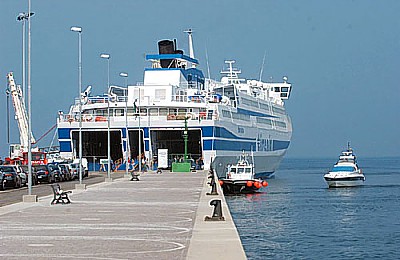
[57,31,292,178]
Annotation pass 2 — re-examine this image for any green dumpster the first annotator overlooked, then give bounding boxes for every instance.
[172,162,191,172]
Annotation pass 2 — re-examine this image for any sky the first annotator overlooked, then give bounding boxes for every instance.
[0,0,399,159]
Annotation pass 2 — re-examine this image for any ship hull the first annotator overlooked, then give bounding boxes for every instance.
[324,179,365,188]
[57,118,290,178]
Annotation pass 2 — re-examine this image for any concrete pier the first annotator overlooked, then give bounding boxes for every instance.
[0,170,246,259]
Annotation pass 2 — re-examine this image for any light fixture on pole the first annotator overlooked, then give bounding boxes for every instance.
[100,53,111,180]
[70,26,83,186]
[119,72,129,176]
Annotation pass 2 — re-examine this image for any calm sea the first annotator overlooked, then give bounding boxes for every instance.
[226,157,400,260]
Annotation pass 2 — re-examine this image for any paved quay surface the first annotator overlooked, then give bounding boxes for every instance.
[0,170,246,259]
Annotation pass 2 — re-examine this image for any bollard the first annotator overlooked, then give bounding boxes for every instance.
[208,168,214,179]
[204,199,225,221]
[130,171,140,181]
[207,170,215,185]
[206,177,218,195]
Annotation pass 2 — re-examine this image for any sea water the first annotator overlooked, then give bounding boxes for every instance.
[226,157,400,259]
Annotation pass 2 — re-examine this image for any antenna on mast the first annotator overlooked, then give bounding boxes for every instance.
[205,44,211,78]
[259,50,267,81]
[184,29,196,68]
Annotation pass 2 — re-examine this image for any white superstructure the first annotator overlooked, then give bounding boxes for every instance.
[57,31,293,178]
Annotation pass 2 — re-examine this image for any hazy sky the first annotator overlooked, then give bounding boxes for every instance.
[1,0,399,159]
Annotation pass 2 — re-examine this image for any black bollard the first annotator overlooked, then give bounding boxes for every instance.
[206,177,218,195]
[207,170,215,185]
[204,199,225,221]
[130,171,140,181]
[208,168,214,179]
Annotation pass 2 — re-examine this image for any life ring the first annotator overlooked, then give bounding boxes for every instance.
[95,116,107,122]
[167,114,176,120]
[67,115,73,123]
[84,115,93,122]
[199,111,207,119]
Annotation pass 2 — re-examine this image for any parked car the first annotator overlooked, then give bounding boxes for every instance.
[20,165,39,185]
[34,165,56,183]
[58,163,72,181]
[47,163,63,182]
[70,163,87,179]
[9,165,28,187]
[0,165,22,189]
[0,171,4,190]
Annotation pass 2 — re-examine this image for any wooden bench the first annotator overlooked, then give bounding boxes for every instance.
[130,171,140,181]
[51,184,72,205]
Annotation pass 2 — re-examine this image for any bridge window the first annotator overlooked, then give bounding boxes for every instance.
[222,110,231,118]
[159,108,168,116]
[115,109,124,116]
[178,108,187,115]
[149,108,158,116]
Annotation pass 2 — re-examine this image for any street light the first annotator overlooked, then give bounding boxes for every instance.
[100,53,111,180]
[70,26,83,185]
[138,93,142,173]
[16,12,34,106]
[119,72,129,177]
[27,0,34,198]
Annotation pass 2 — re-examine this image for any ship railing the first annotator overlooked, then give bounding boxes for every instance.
[74,96,129,105]
[170,94,208,104]
[166,110,218,121]
[58,108,219,123]
[74,96,108,105]
[58,113,105,123]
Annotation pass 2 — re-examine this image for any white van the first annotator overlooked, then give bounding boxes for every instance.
[73,158,88,176]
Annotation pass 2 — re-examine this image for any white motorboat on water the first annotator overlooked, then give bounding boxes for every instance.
[324,143,365,188]
[219,152,268,194]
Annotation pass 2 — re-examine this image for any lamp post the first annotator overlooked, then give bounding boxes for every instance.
[119,72,129,176]
[70,26,83,186]
[133,97,141,173]
[100,53,111,180]
[17,12,34,106]
[138,93,142,173]
[26,0,33,198]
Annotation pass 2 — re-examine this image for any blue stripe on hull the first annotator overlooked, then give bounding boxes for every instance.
[59,141,72,152]
[214,140,256,151]
[57,126,290,153]
[273,140,290,150]
[202,139,290,151]
[58,128,71,139]
[203,140,213,150]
